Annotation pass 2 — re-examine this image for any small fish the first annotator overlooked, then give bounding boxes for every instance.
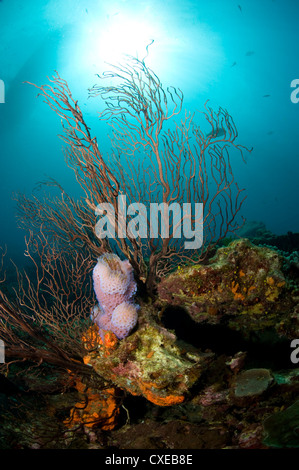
[207,127,225,138]
[267,131,274,135]
[231,61,237,67]
[85,8,88,14]
[238,4,242,13]
[245,50,255,56]
[263,94,271,98]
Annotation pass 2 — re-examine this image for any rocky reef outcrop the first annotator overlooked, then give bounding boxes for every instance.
[157,238,299,339]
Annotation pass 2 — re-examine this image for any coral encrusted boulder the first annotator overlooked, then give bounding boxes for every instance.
[82,318,213,407]
[157,238,299,338]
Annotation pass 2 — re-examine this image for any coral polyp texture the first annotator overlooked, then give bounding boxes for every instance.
[92,253,139,339]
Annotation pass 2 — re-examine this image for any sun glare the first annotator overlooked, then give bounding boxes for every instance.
[83,14,155,69]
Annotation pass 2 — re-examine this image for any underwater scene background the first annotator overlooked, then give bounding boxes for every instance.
[0,0,298,453]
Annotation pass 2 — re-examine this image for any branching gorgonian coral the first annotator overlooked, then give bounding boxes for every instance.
[17,53,251,295]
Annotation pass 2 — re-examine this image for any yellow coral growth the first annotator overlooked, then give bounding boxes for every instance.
[82,326,118,358]
[265,276,286,302]
[231,281,245,301]
[64,327,120,430]
[266,276,275,286]
[135,379,185,407]
[231,277,258,302]
[81,324,102,349]
[101,331,118,356]
[64,375,119,430]
[247,285,256,294]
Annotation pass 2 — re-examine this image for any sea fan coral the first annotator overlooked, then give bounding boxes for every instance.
[92,253,139,339]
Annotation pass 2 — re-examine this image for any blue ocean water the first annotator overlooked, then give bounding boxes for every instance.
[0,0,299,265]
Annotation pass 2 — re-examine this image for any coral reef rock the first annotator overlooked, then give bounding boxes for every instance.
[83,320,213,407]
[262,400,299,448]
[233,368,274,405]
[157,238,299,338]
[233,368,273,404]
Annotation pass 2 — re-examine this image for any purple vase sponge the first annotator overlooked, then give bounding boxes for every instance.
[92,253,138,339]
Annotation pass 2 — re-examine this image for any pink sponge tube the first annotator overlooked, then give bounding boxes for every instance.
[92,253,139,339]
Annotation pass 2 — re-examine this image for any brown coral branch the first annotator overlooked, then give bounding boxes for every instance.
[19,56,251,295]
